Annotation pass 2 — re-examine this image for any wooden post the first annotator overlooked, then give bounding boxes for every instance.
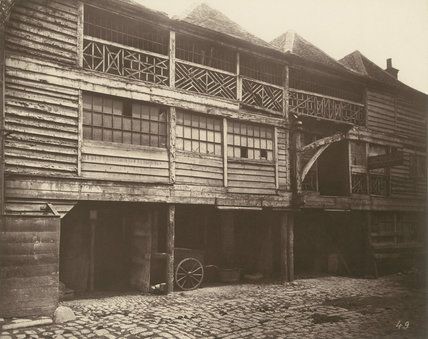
[88,209,97,291]
[0,25,5,216]
[76,2,84,67]
[223,117,228,187]
[166,204,175,294]
[274,126,279,190]
[236,52,242,101]
[293,126,303,194]
[77,91,83,176]
[280,212,289,282]
[283,65,289,120]
[280,211,294,282]
[169,107,176,184]
[169,31,176,88]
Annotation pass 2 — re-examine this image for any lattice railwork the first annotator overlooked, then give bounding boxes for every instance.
[241,78,283,112]
[289,90,365,125]
[175,62,237,100]
[83,39,169,86]
[352,173,367,194]
[369,174,388,196]
[302,170,318,191]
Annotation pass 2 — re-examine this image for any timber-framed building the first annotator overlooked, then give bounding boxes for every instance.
[0,0,426,317]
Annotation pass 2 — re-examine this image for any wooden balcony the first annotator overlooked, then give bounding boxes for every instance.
[82,36,365,124]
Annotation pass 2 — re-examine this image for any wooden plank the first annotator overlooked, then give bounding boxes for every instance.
[169,31,175,88]
[169,107,176,184]
[274,126,279,189]
[77,1,84,67]
[166,205,175,294]
[223,117,228,187]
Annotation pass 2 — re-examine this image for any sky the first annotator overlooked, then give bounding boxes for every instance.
[136,0,428,94]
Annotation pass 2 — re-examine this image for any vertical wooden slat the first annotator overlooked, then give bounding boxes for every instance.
[236,52,242,101]
[166,204,175,294]
[76,1,84,68]
[77,91,83,176]
[347,140,353,194]
[283,65,289,120]
[293,127,303,194]
[169,31,176,88]
[169,107,176,184]
[223,117,228,187]
[274,126,279,190]
[287,213,294,281]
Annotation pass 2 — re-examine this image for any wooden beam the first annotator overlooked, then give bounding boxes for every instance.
[280,212,289,282]
[223,117,228,187]
[166,204,175,294]
[236,52,242,101]
[274,126,279,190]
[77,90,83,176]
[88,209,97,291]
[300,132,346,153]
[76,2,84,68]
[283,65,289,120]
[169,31,176,88]
[169,107,176,184]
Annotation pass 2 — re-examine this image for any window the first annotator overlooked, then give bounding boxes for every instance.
[83,93,167,147]
[227,121,273,160]
[176,110,222,156]
[240,54,283,86]
[350,141,366,166]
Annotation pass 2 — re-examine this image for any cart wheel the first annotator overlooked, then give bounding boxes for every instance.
[175,257,204,290]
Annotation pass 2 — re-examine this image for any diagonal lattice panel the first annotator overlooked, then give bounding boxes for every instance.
[242,78,283,112]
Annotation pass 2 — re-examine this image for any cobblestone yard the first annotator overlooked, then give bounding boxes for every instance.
[1,273,426,338]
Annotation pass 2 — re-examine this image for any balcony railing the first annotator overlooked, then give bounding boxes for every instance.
[82,36,366,124]
[289,89,365,125]
[369,174,388,196]
[83,37,169,86]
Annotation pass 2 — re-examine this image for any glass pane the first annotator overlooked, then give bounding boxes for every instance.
[261,139,267,149]
[214,132,221,143]
[184,113,191,126]
[207,118,214,130]
[132,133,140,145]
[200,142,207,154]
[83,94,92,110]
[227,134,233,144]
[93,113,102,126]
[176,125,184,138]
[200,130,207,141]
[113,100,123,115]
[132,119,141,132]
[159,123,167,136]
[159,110,167,122]
[176,111,184,125]
[103,98,112,113]
[83,126,92,139]
[141,134,150,145]
[132,103,140,117]
[150,106,159,121]
[248,149,254,159]
[113,130,122,143]
[191,114,199,127]
[103,115,112,128]
[214,119,222,131]
[260,127,266,138]
[247,125,254,136]
[227,147,234,157]
[93,96,102,112]
[176,137,184,150]
[150,122,159,135]
[254,138,260,148]
[254,149,260,159]
[207,131,214,142]
[234,147,240,157]
[233,123,240,134]
[254,127,260,137]
[207,143,214,154]
[241,136,247,147]
[184,126,191,139]
[113,116,122,129]
[141,105,150,120]
[150,135,159,147]
[192,140,199,152]
[267,140,273,150]
[93,127,102,140]
[214,144,222,155]
[227,122,234,133]
[248,137,254,148]
[266,129,272,139]
[123,132,131,144]
[199,116,207,129]
[234,135,240,146]
[240,124,246,135]
[267,151,273,160]
[123,118,131,131]
[103,129,112,142]
[192,128,199,139]
[159,136,167,148]
[142,121,149,133]
[184,139,191,151]
[83,111,92,125]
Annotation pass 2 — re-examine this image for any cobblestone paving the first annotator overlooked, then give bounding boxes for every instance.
[1,273,426,338]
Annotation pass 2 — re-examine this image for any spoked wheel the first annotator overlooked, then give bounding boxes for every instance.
[175,257,204,290]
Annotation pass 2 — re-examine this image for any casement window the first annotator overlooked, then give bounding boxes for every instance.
[82,93,167,148]
[227,121,273,161]
[176,110,222,156]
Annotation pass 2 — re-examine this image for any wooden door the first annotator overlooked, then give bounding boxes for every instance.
[128,208,152,292]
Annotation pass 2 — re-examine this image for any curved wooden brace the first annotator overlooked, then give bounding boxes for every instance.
[301,144,329,182]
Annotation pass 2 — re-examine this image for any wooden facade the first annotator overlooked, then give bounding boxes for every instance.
[0,0,426,317]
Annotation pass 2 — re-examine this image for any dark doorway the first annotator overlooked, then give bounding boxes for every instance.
[318,141,349,196]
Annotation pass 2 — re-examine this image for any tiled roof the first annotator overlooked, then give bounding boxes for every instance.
[270,31,350,72]
[177,3,273,49]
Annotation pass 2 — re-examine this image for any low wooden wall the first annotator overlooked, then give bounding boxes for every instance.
[0,215,60,317]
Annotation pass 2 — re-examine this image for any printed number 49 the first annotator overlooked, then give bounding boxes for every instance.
[396,321,410,330]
